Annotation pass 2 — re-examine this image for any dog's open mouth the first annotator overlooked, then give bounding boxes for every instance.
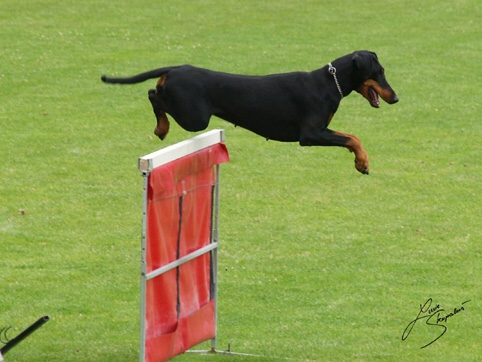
[369,87,380,108]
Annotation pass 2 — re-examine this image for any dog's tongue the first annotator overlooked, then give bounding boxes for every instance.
[369,87,380,108]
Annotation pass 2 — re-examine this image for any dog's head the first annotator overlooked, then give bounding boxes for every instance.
[352,51,398,108]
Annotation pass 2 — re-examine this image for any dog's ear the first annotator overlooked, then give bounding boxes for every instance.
[352,52,367,71]
[352,52,372,70]
[353,51,377,73]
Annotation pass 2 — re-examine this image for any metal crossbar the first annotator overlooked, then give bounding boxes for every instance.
[144,242,218,281]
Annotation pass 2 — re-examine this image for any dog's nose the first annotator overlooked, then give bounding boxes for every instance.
[392,94,399,104]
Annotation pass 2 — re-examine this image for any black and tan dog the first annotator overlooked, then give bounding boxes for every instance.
[101,50,398,174]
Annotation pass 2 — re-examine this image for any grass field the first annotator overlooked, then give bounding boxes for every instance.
[1,0,481,361]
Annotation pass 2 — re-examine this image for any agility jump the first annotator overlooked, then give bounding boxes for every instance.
[138,129,229,362]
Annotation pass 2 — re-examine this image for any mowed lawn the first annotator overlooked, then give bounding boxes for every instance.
[1,1,481,361]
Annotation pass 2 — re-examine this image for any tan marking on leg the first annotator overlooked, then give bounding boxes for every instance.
[332,130,369,174]
[154,110,170,140]
[152,75,170,140]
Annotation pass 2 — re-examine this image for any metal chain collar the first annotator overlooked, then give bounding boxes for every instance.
[328,63,343,99]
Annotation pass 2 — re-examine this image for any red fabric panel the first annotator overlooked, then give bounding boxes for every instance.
[143,143,229,362]
[144,301,216,362]
[146,191,180,274]
[179,254,211,318]
[145,142,229,273]
[178,170,214,257]
[179,299,216,349]
[147,143,229,201]
[178,170,213,319]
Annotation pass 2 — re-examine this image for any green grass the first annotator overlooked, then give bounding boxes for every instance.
[1,0,481,361]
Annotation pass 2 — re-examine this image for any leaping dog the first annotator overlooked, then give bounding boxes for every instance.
[101,50,398,174]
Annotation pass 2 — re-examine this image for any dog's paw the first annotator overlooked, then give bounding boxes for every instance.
[354,157,369,175]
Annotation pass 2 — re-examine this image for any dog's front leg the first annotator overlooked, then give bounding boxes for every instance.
[335,130,369,175]
[300,129,369,174]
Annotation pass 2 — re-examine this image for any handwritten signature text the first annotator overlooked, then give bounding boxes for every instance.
[402,298,470,348]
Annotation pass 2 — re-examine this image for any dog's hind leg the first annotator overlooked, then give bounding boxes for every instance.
[153,109,170,140]
[148,75,171,140]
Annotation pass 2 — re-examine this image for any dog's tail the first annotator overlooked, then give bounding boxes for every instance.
[101,66,179,84]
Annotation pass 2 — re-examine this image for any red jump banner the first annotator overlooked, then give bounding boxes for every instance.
[138,130,229,362]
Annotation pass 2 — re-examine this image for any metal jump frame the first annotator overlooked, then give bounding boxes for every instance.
[137,130,225,360]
